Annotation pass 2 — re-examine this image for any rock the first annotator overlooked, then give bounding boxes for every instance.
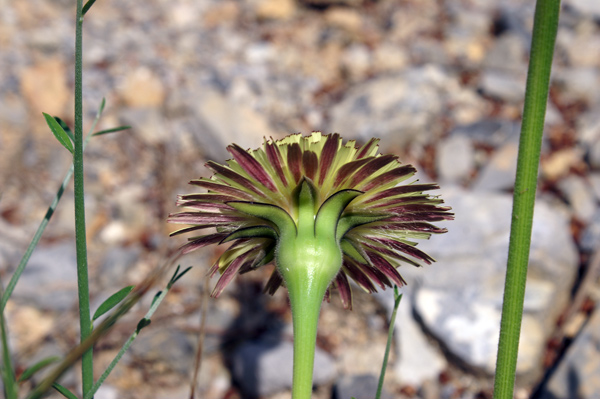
[450,119,519,148]
[20,58,69,116]
[577,108,600,145]
[255,0,297,20]
[95,385,119,399]
[589,141,600,170]
[541,148,584,181]
[193,88,279,161]
[324,7,363,34]
[436,134,474,183]
[340,43,372,82]
[119,108,169,145]
[119,67,166,108]
[479,70,526,103]
[483,33,527,73]
[580,210,600,253]
[539,308,600,399]
[374,290,447,386]
[12,243,78,311]
[230,337,336,398]
[130,328,195,375]
[328,66,454,147]
[472,139,519,191]
[564,0,600,18]
[413,187,578,381]
[557,175,598,222]
[333,374,392,399]
[553,67,600,105]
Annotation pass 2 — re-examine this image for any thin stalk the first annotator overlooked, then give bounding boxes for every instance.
[84,288,169,399]
[493,1,560,398]
[287,275,329,399]
[0,127,96,315]
[375,287,402,399]
[74,0,93,395]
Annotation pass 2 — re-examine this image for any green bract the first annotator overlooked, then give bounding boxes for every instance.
[168,132,453,308]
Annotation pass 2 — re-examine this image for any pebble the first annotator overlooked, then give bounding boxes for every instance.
[230,337,336,398]
[333,374,392,399]
[19,57,69,116]
[413,187,578,382]
[374,290,446,386]
[479,70,526,103]
[539,308,600,399]
[436,134,474,183]
[472,139,519,191]
[557,175,598,222]
[12,243,78,311]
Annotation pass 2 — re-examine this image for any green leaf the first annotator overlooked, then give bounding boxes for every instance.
[136,318,151,333]
[82,0,98,15]
[92,125,131,136]
[1,308,18,399]
[18,356,61,382]
[43,113,73,154]
[53,383,78,399]
[151,291,162,307]
[167,266,192,289]
[54,117,74,142]
[92,285,135,321]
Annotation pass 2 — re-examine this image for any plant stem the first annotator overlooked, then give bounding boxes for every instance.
[74,0,93,395]
[376,287,402,399]
[287,267,330,399]
[493,1,560,398]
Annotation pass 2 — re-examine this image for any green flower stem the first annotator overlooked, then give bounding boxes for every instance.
[74,0,93,395]
[275,181,354,399]
[376,287,402,399]
[493,1,560,399]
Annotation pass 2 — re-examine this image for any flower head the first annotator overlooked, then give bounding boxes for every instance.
[168,132,452,309]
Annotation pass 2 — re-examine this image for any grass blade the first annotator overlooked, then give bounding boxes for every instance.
[53,383,78,399]
[92,285,135,321]
[43,113,74,154]
[92,125,131,136]
[18,356,61,382]
[82,0,98,15]
[375,286,402,399]
[0,290,18,399]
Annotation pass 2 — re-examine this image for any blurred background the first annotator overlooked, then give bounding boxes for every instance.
[1,0,599,398]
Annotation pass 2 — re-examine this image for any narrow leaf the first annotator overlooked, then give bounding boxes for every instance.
[136,318,151,333]
[168,266,192,288]
[43,113,73,154]
[53,383,78,399]
[92,125,131,136]
[54,117,74,142]
[82,0,98,15]
[92,285,135,321]
[315,189,362,238]
[18,356,61,382]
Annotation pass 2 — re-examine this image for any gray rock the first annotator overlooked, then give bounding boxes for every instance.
[130,328,195,375]
[539,309,600,399]
[450,120,519,148]
[333,374,392,399]
[98,246,141,288]
[557,175,598,222]
[192,88,279,161]
[580,210,600,253]
[230,337,336,398]
[374,290,446,386]
[483,33,527,73]
[479,70,526,103]
[328,66,454,147]
[412,187,578,381]
[564,0,600,18]
[12,243,78,311]
[436,134,474,183]
[472,139,519,191]
[553,67,600,105]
